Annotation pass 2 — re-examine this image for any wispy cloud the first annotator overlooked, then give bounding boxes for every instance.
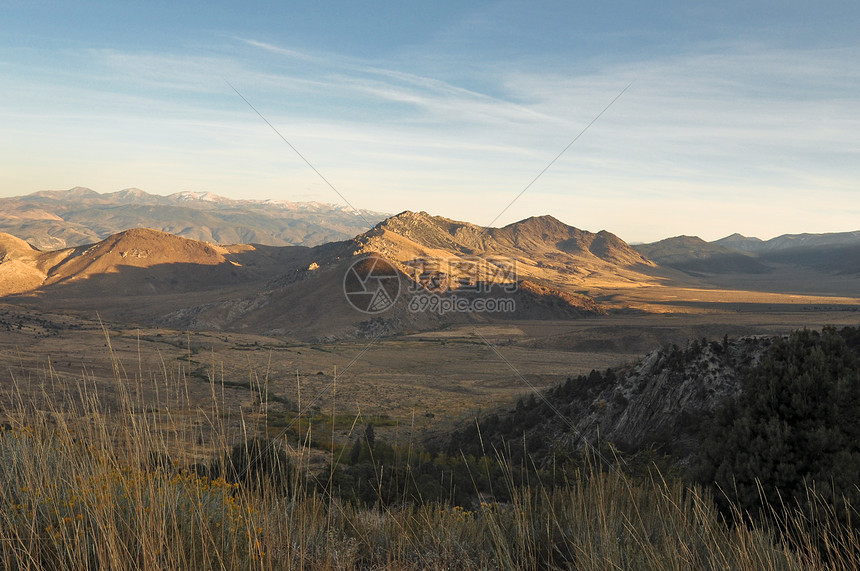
[238,38,322,63]
[2,33,858,241]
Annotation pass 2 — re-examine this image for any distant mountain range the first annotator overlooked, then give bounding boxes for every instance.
[633,236,769,274]
[713,231,860,253]
[635,230,860,275]
[0,187,388,249]
[1,196,858,338]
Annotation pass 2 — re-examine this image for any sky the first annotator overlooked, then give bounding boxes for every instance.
[1,0,858,243]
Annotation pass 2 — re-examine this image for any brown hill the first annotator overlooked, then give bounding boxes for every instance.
[355,212,657,293]
[492,215,647,265]
[155,212,646,337]
[1,212,621,337]
[1,228,279,299]
[0,233,50,295]
[143,213,860,336]
[0,232,41,259]
[0,233,75,295]
[43,228,265,298]
[359,212,649,265]
[45,228,229,280]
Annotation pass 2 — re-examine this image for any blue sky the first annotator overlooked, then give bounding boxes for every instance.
[1,1,858,242]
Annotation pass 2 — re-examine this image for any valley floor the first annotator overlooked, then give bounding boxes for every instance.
[1,302,857,457]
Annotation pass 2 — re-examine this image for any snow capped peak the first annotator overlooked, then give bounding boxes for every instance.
[170,191,229,203]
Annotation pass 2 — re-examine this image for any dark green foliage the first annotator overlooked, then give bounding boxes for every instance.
[662,339,712,373]
[313,326,860,526]
[197,326,860,528]
[364,423,375,450]
[322,425,588,508]
[325,448,483,507]
[213,437,296,494]
[697,327,860,523]
[348,438,364,464]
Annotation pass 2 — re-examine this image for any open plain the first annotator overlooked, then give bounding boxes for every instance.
[3,293,857,460]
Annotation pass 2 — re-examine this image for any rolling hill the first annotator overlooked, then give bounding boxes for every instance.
[156,212,634,337]
[0,212,655,337]
[2,209,858,339]
[0,233,62,295]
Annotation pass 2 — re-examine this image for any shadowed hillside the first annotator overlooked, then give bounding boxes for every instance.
[634,235,770,274]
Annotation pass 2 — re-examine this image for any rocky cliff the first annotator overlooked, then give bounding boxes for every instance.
[450,334,777,464]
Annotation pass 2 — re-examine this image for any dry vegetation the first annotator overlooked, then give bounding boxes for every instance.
[3,304,859,443]
[1,312,859,569]
[1,351,858,569]
[0,306,635,440]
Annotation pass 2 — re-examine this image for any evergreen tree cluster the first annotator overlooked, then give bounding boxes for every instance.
[697,326,860,522]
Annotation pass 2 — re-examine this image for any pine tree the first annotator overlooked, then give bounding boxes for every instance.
[697,327,860,521]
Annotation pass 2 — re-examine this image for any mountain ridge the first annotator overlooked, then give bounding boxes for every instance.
[634,236,770,274]
[0,212,621,337]
[357,211,657,292]
[636,230,860,276]
[2,208,858,338]
[714,230,860,253]
[0,187,389,250]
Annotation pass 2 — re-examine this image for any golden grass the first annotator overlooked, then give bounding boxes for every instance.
[0,339,857,569]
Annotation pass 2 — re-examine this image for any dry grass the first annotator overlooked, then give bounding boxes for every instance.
[0,307,642,441]
[0,334,858,569]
